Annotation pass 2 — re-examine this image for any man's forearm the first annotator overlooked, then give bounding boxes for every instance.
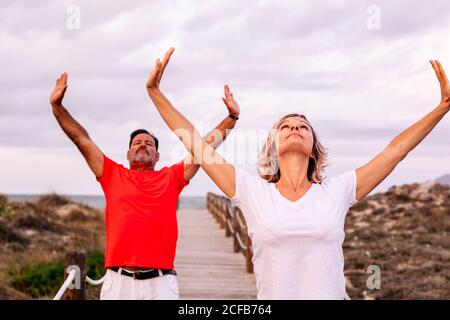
[203,116,237,149]
[52,104,91,145]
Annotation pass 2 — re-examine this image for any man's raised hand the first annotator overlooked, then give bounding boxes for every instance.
[50,72,68,107]
[221,84,240,117]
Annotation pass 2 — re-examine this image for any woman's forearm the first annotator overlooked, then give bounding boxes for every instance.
[147,88,203,159]
[388,104,448,158]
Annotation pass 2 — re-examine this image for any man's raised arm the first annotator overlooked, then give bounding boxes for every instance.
[49,73,103,179]
[181,85,240,182]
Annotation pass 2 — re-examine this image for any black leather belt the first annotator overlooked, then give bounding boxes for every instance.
[109,267,177,280]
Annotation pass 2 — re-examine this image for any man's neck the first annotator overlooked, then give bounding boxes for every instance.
[130,162,155,171]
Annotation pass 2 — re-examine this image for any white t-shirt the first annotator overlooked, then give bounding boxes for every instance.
[230,167,358,300]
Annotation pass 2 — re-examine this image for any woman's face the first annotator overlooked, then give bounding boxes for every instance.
[275,116,314,157]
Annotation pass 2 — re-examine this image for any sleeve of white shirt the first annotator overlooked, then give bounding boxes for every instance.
[332,169,359,208]
[229,166,261,228]
[230,167,254,203]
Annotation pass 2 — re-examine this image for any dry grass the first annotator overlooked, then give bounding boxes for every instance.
[0,194,105,299]
[344,183,450,299]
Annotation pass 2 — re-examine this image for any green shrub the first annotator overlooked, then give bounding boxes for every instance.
[9,261,65,298]
[8,251,105,298]
[86,250,106,282]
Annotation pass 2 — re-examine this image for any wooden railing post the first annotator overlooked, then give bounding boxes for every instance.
[206,193,254,274]
[219,197,226,229]
[232,208,240,253]
[63,251,86,300]
[246,237,254,273]
[225,207,231,238]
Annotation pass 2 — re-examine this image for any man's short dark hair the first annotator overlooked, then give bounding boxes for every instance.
[129,129,159,150]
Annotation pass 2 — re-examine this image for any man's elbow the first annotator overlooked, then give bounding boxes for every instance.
[73,136,92,150]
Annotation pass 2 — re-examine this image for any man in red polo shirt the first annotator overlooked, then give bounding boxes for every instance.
[49,71,240,299]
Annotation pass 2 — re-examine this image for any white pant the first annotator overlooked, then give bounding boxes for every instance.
[100,268,180,300]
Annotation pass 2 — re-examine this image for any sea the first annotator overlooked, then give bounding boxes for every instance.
[4,194,206,210]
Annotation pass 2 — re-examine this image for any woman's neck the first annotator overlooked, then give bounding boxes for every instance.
[276,153,311,191]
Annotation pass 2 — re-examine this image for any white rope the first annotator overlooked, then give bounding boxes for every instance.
[226,219,235,234]
[86,274,106,286]
[53,269,77,300]
[236,213,247,230]
[235,232,247,251]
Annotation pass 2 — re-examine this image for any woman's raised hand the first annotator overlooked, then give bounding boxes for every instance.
[430,60,450,110]
[146,47,175,91]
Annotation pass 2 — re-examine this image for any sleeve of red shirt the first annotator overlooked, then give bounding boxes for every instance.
[96,154,118,187]
[171,160,189,193]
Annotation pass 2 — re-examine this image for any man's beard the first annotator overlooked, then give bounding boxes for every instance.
[131,148,156,166]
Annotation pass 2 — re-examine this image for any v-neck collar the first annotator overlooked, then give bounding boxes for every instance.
[270,182,316,205]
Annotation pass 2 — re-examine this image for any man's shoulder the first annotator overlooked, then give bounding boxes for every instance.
[160,160,184,172]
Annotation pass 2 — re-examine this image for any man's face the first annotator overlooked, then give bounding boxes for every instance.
[127,133,159,167]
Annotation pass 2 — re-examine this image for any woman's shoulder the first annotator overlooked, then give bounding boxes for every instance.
[318,169,356,190]
[234,166,269,185]
[232,166,272,203]
[322,169,355,182]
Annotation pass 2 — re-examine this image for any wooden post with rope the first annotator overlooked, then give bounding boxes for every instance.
[63,251,87,300]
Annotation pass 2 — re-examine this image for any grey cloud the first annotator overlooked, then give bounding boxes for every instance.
[1,0,450,196]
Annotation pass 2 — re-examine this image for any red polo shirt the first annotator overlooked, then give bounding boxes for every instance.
[97,155,188,269]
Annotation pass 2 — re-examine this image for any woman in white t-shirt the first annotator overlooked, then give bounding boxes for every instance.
[146,48,450,299]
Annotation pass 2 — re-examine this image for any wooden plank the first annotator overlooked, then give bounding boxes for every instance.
[175,209,257,300]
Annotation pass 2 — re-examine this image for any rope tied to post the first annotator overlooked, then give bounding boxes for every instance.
[52,251,107,300]
[86,274,106,286]
[53,272,107,300]
[53,268,78,300]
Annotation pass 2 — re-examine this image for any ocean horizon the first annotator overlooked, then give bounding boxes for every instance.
[3,194,207,210]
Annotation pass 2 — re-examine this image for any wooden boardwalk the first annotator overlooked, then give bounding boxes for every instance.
[175,209,257,299]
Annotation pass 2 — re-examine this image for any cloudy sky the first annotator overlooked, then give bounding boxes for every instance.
[1,0,450,197]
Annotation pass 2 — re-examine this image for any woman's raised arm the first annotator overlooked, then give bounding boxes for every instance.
[355,60,450,201]
[146,48,237,198]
